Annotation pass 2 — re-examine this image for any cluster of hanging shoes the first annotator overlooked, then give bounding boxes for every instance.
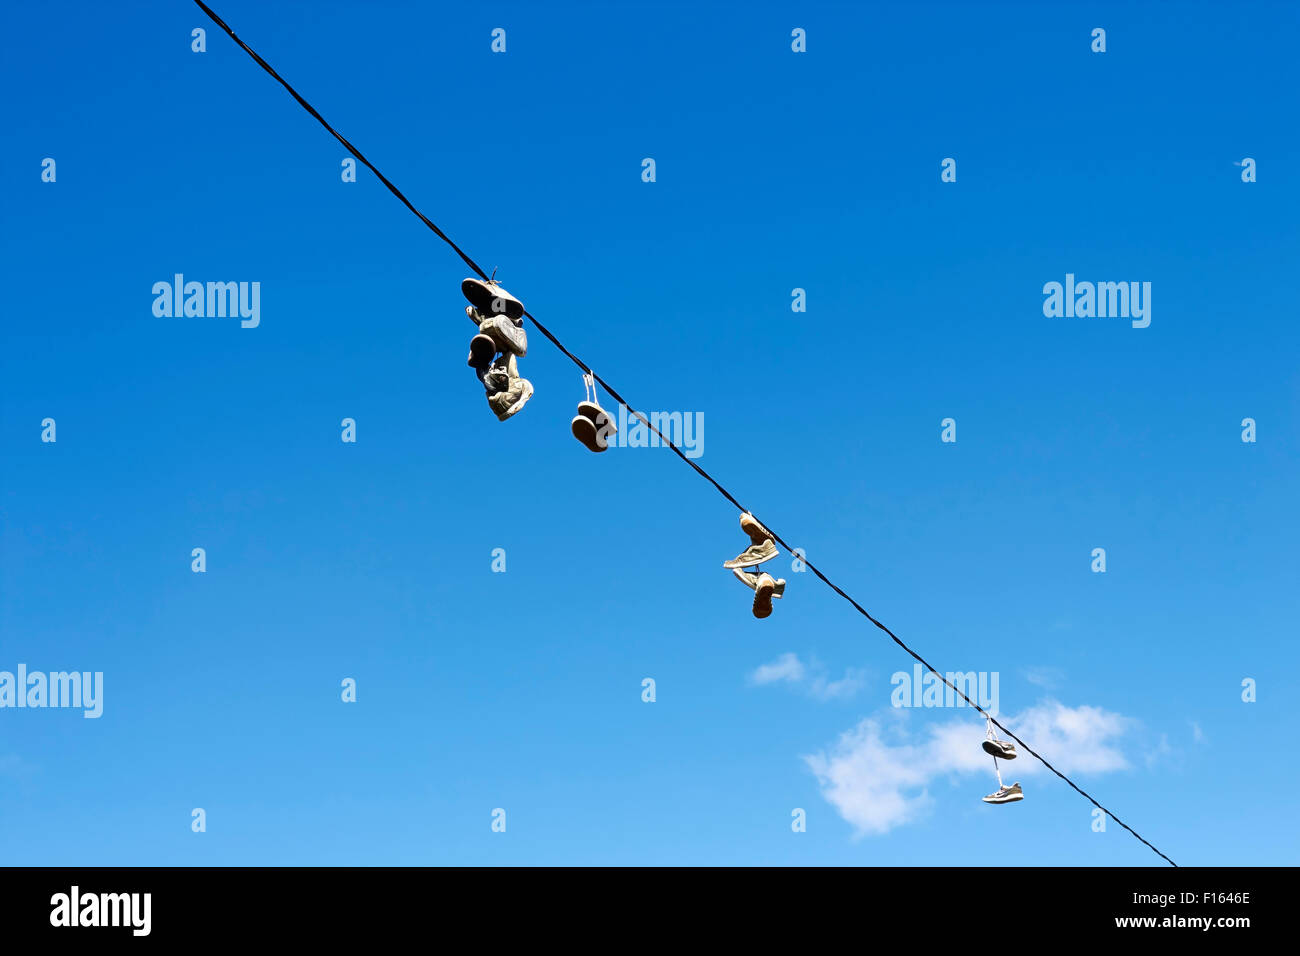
[459,281,786,620]
[463,276,534,422]
[457,279,1023,790]
[981,716,1023,804]
[724,513,786,619]
[460,276,619,445]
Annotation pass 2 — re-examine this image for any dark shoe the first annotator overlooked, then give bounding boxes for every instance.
[571,401,615,452]
[576,401,614,430]
[982,737,1017,760]
[467,330,496,371]
[462,277,524,321]
[468,334,496,373]
[571,415,601,452]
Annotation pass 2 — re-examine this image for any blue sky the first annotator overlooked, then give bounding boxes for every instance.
[2,0,1297,866]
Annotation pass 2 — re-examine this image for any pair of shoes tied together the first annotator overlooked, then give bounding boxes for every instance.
[981,716,1023,804]
[571,372,616,453]
[725,512,786,619]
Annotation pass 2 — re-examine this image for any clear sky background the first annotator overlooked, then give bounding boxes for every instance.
[2,0,1297,866]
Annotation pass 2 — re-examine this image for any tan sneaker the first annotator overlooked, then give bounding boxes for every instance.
[485,354,533,421]
[732,567,786,618]
[489,377,533,421]
[724,512,778,568]
[724,539,778,569]
[739,512,772,546]
[478,314,527,357]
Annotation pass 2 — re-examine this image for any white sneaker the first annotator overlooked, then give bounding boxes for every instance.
[982,782,1023,804]
[724,539,778,569]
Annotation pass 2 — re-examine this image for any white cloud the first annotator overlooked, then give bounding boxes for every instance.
[804,717,935,835]
[749,653,865,701]
[1144,732,1174,769]
[810,668,867,701]
[804,700,1134,836]
[1024,665,1065,689]
[750,652,805,686]
[1011,701,1132,774]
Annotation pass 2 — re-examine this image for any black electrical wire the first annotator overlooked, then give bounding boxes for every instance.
[193,0,1177,867]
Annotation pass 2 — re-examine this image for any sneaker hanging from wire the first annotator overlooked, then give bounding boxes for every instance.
[485,354,533,422]
[723,512,778,568]
[571,372,616,453]
[462,273,525,322]
[982,752,1023,804]
[470,309,527,357]
[982,781,1024,804]
[467,331,496,374]
[981,715,1017,760]
[732,567,786,619]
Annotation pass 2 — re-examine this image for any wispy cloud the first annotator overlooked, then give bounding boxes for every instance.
[750,652,805,686]
[804,700,1133,836]
[811,669,867,700]
[1144,733,1173,769]
[749,653,866,701]
[1023,665,1065,690]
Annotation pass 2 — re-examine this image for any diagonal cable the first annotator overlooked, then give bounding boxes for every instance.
[193,0,1177,866]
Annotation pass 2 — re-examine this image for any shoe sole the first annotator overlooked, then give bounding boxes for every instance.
[740,513,772,547]
[468,334,496,370]
[753,575,776,619]
[571,415,606,452]
[982,741,1017,760]
[982,793,1024,804]
[576,401,615,433]
[462,278,524,321]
